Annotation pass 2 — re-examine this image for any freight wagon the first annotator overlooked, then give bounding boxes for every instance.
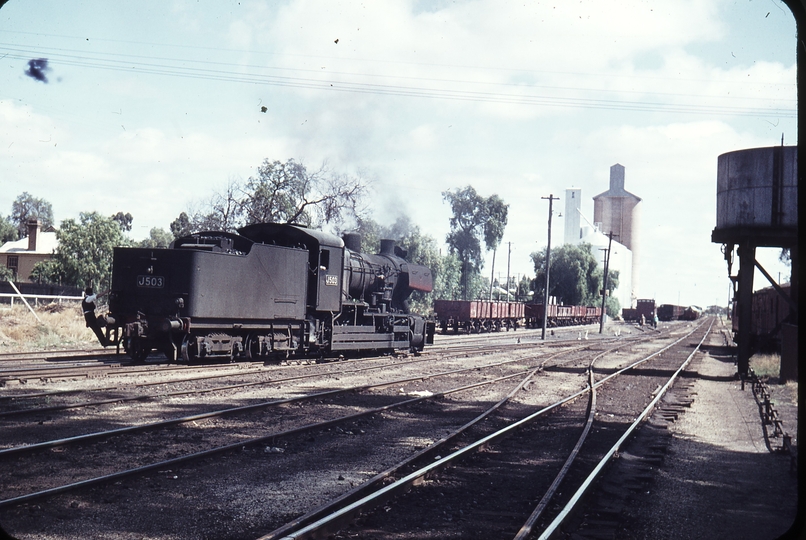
[622,299,656,322]
[523,303,601,329]
[657,304,685,321]
[433,300,524,333]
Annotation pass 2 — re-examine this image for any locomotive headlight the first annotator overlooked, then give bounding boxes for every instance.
[175,297,185,309]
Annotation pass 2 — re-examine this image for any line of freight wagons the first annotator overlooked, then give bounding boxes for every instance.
[433,300,602,334]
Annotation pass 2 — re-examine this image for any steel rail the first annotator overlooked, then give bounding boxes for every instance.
[0,343,586,458]
[271,321,704,540]
[535,318,713,540]
[0,357,561,510]
[513,318,707,538]
[0,340,576,418]
[259,353,559,540]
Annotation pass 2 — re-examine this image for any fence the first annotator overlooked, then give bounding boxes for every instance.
[0,293,83,306]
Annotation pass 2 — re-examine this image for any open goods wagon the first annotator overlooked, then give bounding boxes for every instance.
[433,299,524,334]
[523,303,601,328]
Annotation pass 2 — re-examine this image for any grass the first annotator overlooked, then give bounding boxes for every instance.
[750,352,781,379]
[0,302,100,353]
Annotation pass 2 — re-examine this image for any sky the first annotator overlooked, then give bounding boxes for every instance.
[0,0,797,309]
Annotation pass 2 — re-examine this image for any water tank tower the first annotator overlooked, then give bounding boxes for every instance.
[711,144,798,379]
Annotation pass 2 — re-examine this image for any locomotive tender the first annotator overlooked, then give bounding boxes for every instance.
[100,223,435,362]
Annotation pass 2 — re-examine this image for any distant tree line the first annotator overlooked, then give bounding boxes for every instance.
[1,160,625,315]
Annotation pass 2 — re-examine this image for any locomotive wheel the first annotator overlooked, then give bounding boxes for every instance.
[245,333,262,360]
[126,337,151,363]
[180,336,196,363]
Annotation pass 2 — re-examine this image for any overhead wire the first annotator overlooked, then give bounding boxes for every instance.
[0,40,796,118]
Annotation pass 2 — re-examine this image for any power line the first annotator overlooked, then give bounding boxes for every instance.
[0,43,796,118]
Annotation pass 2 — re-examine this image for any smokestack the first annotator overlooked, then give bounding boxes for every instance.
[379,239,396,256]
[342,233,362,253]
[27,219,40,251]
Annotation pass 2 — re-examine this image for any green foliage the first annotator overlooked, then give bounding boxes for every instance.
[442,186,509,300]
[170,212,193,239]
[0,214,17,243]
[492,275,534,302]
[11,192,54,238]
[605,295,621,318]
[531,243,620,308]
[137,227,174,248]
[241,159,367,229]
[0,264,13,281]
[111,211,134,232]
[179,160,369,235]
[37,212,129,291]
[29,260,57,284]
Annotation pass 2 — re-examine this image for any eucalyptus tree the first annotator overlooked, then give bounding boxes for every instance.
[442,186,509,300]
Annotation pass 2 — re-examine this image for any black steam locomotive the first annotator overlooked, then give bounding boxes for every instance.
[97,223,435,362]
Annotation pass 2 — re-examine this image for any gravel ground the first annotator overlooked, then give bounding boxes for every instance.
[4,320,792,540]
[575,323,800,540]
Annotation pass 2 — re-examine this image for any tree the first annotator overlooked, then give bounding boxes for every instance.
[11,192,54,238]
[137,227,174,249]
[179,159,369,235]
[0,214,17,244]
[443,186,509,300]
[530,243,620,314]
[189,179,242,233]
[239,159,367,229]
[111,212,134,232]
[33,212,129,290]
[170,212,193,239]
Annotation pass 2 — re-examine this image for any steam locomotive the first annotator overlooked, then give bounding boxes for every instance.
[97,223,435,362]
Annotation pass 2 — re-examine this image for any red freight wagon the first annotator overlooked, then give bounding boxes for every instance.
[434,299,523,334]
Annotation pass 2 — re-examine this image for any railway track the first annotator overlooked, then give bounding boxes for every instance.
[261,319,712,539]
[0,321,694,539]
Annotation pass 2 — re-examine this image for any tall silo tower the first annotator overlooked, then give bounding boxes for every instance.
[593,164,641,306]
[563,188,582,245]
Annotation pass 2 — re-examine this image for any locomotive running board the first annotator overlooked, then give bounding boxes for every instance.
[330,325,408,351]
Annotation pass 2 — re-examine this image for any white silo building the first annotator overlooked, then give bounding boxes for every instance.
[592,164,641,307]
[563,188,582,245]
[563,169,637,311]
[577,227,633,312]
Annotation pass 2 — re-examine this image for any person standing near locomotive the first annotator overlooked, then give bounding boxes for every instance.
[82,287,108,346]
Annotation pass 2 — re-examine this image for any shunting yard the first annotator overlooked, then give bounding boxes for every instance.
[0,318,797,540]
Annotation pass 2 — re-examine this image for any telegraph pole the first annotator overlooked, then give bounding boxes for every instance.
[506,242,512,300]
[489,248,496,301]
[599,231,614,334]
[541,194,559,340]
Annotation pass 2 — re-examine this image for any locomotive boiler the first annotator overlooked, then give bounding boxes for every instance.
[99,223,434,362]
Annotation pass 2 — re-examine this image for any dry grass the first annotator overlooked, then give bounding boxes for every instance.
[0,302,100,353]
[750,352,781,379]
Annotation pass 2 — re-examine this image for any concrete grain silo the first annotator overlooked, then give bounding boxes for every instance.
[593,164,641,306]
[563,188,582,245]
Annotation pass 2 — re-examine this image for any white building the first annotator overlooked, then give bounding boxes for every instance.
[564,186,634,310]
[578,226,633,311]
[0,219,58,281]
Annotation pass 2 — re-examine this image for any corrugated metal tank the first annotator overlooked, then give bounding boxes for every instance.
[715,145,797,231]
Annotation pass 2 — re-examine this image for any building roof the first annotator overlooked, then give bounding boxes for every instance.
[0,231,58,255]
[592,186,641,201]
[593,163,641,201]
